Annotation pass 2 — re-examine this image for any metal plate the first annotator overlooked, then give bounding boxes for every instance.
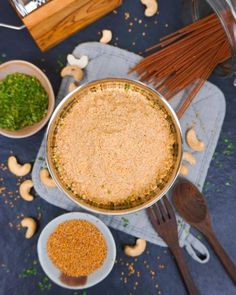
[46,78,183,215]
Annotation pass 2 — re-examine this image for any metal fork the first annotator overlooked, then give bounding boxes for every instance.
[147,196,200,295]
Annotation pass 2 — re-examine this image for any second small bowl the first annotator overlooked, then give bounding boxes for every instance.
[0,60,55,138]
[37,212,116,290]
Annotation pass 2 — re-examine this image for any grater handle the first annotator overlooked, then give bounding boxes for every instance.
[0,23,25,30]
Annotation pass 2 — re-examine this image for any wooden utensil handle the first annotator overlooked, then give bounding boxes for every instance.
[207,230,236,284]
[171,246,200,295]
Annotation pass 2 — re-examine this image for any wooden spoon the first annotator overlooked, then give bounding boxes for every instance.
[172,179,236,284]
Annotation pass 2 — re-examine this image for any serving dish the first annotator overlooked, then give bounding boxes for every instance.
[46,78,182,215]
[0,60,55,138]
[37,212,116,290]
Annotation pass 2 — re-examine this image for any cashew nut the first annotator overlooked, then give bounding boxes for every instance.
[124,239,146,257]
[68,82,77,92]
[8,156,31,177]
[61,65,84,83]
[141,0,158,17]
[40,168,56,188]
[67,54,89,69]
[100,29,112,44]
[183,151,196,165]
[21,217,37,239]
[180,164,188,176]
[19,179,34,201]
[186,128,205,152]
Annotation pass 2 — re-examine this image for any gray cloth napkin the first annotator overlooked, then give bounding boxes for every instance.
[32,42,226,263]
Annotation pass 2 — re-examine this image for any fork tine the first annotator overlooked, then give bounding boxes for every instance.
[157,199,169,221]
[147,206,159,225]
[162,195,175,219]
[152,202,163,224]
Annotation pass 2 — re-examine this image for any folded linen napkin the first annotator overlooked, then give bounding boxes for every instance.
[32,42,226,263]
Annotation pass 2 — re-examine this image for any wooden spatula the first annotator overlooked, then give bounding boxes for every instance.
[172,179,236,284]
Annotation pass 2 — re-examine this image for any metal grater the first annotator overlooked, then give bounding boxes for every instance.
[34,0,47,7]
[9,0,49,17]
[3,0,122,51]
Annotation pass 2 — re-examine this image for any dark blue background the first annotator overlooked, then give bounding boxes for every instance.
[0,1,235,294]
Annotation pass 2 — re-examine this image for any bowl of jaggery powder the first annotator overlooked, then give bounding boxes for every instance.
[37,212,116,289]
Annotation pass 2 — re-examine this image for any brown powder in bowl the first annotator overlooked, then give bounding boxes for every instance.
[52,86,177,208]
[47,219,107,276]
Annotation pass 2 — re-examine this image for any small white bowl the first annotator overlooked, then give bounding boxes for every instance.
[0,60,55,138]
[37,212,116,290]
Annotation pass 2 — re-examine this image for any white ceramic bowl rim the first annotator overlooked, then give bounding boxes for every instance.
[37,212,116,290]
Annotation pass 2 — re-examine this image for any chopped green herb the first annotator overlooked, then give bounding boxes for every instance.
[177,219,184,226]
[19,267,38,278]
[223,142,234,156]
[214,160,223,168]
[221,135,234,156]
[203,180,211,192]
[56,54,66,72]
[38,157,45,161]
[121,217,129,227]
[0,73,48,130]
[37,276,52,291]
[184,228,189,235]
[124,83,130,91]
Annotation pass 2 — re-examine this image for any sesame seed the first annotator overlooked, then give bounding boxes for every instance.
[47,220,107,276]
[124,12,130,20]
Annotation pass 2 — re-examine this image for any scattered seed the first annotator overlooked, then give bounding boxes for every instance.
[124,12,130,20]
